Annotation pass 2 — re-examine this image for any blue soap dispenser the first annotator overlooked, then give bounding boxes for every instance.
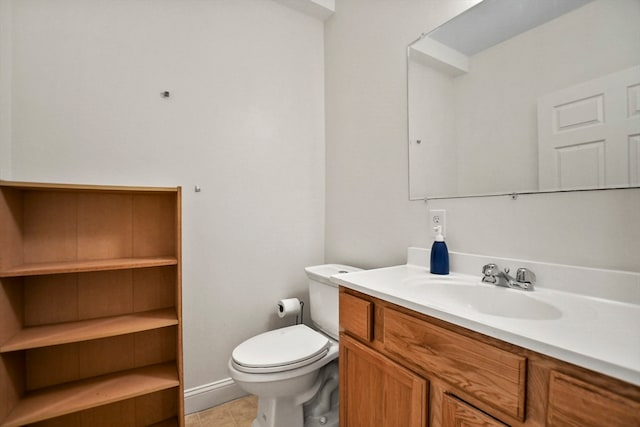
[430,225,449,275]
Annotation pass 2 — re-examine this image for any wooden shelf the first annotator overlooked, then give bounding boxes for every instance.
[0,256,178,278]
[1,181,183,425]
[150,418,179,427]
[0,180,179,193]
[0,308,178,353]
[0,363,179,427]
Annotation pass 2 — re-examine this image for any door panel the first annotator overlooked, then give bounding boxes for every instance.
[339,334,428,427]
[538,65,640,190]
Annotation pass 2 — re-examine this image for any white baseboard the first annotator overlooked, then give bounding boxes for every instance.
[184,377,247,414]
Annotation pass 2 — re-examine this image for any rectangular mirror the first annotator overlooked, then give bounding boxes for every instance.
[408,0,640,200]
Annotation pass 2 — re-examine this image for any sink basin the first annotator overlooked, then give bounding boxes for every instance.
[402,276,562,320]
[402,274,476,287]
[453,286,562,320]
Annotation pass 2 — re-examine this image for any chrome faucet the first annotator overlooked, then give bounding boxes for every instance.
[481,263,536,291]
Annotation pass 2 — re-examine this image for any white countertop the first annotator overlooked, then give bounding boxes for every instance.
[332,251,640,387]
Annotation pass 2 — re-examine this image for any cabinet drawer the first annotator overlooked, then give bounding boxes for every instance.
[443,394,509,427]
[547,371,640,426]
[383,307,526,421]
[339,292,373,342]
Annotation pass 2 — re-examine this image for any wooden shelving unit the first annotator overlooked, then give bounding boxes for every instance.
[0,257,178,277]
[0,181,183,427]
[0,308,178,352]
[1,363,179,427]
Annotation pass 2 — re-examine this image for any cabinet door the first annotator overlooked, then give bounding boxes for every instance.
[547,371,640,426]
[442,394,509,427]
[340,334,427,427]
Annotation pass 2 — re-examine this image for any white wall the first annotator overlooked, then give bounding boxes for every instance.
[408,59,458,198]
[0,0,10,179]
[325,0,640,274]
[7,0,325,409]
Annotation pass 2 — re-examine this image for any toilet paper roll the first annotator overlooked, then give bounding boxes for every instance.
[277,298,301,319]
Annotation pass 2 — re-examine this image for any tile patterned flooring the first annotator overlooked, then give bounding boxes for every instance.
[185,395,258,427]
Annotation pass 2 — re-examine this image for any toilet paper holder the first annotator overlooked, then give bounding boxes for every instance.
[277,298,305,325]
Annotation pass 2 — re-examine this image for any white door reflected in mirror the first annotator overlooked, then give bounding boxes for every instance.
[408,0,640,200]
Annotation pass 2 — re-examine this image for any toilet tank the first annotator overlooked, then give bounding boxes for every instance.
[305,264,362,340]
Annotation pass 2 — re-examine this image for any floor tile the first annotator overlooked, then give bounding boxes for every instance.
[198,403,238,427]
[185,394,258,427]
[184,413,201,427]
[227,395,258,425]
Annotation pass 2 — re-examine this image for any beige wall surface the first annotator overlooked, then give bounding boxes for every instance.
[324,0,640,273]
[6,0,326,401]
[0,0,11,178]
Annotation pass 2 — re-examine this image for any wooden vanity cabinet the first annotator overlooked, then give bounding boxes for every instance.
[339,287,640,427]
[546,370,640,426]
[0,181,183,427]
[442,394,508,427]
[340,334,428,427]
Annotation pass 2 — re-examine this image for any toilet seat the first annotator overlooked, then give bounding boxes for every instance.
[231,324,330,374]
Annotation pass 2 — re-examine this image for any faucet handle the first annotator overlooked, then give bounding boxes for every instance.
[482,263,500,276]
[481,263,500,283]
[516,268,536,285]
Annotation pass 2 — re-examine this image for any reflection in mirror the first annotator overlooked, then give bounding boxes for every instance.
[408,0,640,200]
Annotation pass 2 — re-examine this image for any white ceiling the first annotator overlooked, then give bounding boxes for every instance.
[428,0,593,56]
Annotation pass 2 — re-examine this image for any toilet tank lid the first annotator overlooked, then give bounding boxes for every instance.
[305,264,362,286]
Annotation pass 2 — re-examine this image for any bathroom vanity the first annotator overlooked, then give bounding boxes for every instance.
[336,250,640,426]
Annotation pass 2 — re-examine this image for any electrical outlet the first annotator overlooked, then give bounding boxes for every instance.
[429,209,446,237]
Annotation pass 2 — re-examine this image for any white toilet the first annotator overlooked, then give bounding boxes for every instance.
[228,264,361,427]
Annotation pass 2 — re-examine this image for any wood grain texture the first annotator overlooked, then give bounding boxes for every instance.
[340,288,640,427]
[77,335,136,381]
[148,419,179,427]
[0,352,24,427]
[133,266,176,312]
[0,309,177,353]
[0,256,178,278]
[133,194,176,257]
[77,399,135,427]
[547,370,640,426]
[22,191,77,265]
[340,333,427,427]
[339,291,373,342]
[0,278,23,423]
[0,180,179,193]
[77,193,133,260]
[384,309,526,420]
[382,307,526,421]
[0,278,22,345]
[0,188,23,271]
[24,327,177,391]
[442,394,508,427]
[30,390,178,427]
[135,388,179,426]
[1,363,179,427]
[24,274,78,326]
[78,269,133,319]
[0,181,183,427]
[173,187,185,424]
[134,327,177,367]
[25,344,81,391]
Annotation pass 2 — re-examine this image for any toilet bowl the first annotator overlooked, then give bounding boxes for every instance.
[228,325,339,427]
[228,264,361,427]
